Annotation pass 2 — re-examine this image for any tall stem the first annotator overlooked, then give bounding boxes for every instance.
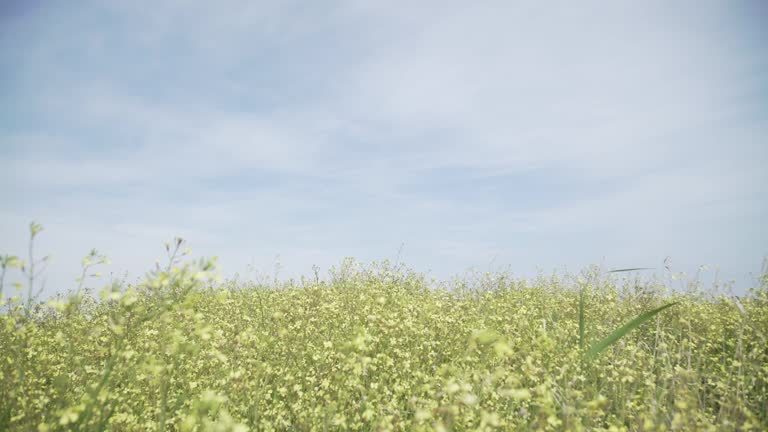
[26,230,35,316]
[0,265,6,301]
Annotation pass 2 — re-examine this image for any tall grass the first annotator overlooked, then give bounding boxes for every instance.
[583,301,679,358]
[578,267,679,359]
[1,224,766,431]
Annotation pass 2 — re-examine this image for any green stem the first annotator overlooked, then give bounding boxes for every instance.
[26,233,35,316]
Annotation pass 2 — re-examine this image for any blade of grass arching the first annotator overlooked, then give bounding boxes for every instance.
[585,301,679,358]
[579,287,585,350]
[607,267,654,273]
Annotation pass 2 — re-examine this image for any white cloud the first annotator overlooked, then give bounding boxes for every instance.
[2,0,766,297]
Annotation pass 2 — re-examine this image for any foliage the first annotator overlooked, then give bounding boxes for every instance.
[1,230,766,431]
[583,301,679,359]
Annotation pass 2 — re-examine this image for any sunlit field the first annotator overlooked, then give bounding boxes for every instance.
[1,225,766,431]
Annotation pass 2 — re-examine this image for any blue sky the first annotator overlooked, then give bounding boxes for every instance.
[1,0,766,297]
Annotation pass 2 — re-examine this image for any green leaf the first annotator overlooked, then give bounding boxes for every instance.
[585,301,679,358]
[1,255,21,268]
[29,221,43,237]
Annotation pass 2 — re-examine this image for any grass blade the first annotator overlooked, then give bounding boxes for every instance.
[607,267,654,273]
[585,301,679,358]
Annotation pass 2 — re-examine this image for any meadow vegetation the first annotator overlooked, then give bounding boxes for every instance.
[1,223,766,431]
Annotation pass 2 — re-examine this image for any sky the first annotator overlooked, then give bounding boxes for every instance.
[1,0,766,298]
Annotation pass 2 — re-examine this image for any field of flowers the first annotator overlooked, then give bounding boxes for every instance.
[1,231,766,431]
